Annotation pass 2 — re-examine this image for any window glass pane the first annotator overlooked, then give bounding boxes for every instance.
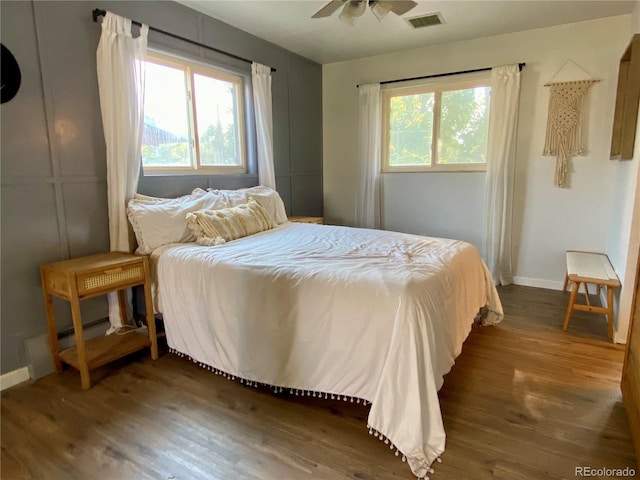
[193,74,240,166]
[142,62,191,168]
[438,86,490,164]
[388,93,434,166]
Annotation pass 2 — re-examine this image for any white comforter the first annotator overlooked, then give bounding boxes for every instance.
[155,223,503,477]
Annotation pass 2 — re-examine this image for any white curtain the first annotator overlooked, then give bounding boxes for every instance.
[96,12,148,333]
[355,83,382,229]
[252,62,276,189]
[483,64,521,285]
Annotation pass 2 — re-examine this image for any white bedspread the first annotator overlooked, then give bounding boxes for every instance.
[155,223,503,477]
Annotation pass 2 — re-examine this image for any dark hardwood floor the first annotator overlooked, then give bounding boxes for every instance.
[2,285,637,480]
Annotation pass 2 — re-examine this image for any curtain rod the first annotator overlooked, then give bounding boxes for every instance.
[357,62,526,88]
[92,9,276,73]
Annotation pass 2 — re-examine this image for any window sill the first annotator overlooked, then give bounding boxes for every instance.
[142,167,247,176]
[382,165,486,173]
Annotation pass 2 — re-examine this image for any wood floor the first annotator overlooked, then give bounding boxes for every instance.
[2,285,637,480]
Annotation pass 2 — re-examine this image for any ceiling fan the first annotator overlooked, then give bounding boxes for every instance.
[312,0,418,25]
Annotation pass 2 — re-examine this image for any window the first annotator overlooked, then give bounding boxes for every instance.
[142,51,247,175]
[382,78,491,172]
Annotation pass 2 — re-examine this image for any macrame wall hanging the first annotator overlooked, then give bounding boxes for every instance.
[542,60,599,188]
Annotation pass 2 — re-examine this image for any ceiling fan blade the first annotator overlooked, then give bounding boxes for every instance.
[312,0,347,18]
[383,0,418,16]
[370,0,391,20]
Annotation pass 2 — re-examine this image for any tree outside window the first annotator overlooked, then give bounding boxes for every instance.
[384,79,490,172]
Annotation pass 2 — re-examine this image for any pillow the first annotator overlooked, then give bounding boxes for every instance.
[133,188,207,204]
[127,191,227,254]
[204,186,288,225]
[247,187,288,225]
[186,197,276,246]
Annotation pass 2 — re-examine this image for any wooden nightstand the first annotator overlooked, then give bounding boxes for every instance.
[40,252,158,389]
[288,216,323,225]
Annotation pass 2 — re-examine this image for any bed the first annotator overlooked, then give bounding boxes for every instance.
[149,220,503,479]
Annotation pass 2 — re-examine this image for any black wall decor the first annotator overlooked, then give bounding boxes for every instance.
[1,44,21,104]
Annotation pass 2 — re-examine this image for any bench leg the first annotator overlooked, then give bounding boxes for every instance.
[562,273,569,291]
[583,283,590,306]
[563,281,580,331]
[606,285,614,339]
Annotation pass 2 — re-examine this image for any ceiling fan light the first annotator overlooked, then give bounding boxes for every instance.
[351,0,367,17]
[338,3,355,25]
[371,1,391,20]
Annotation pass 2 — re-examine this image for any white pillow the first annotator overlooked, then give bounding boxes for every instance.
[186,197,276,246]
[205,186,288,225]
[133,188,208,204]
[127,191,227,254]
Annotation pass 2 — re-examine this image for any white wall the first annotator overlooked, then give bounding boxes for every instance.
[324,15,630,294]
[383,172,484,246]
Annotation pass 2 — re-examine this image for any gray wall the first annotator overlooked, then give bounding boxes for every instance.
[0,0,323,375]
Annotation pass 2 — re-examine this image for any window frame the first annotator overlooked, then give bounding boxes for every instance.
[381,76,491,173]
[142,50,248,176]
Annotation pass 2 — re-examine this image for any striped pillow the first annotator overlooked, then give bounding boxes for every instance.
[186,197,276,246]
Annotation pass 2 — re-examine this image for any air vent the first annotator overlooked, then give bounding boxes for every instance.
[407,13,444,29]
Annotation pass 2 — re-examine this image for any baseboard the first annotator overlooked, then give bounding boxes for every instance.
[512,276,564,291]
[0,367,30,391]
[512,276,603,295]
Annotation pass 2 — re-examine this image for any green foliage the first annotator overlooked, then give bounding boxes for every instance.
[197,81,239,166]
[389,86,490,166]
[199,123,238,166]
[141,122,239,168]
[439,87,489,164]
[389,93,433,166]
[141,142,189,167]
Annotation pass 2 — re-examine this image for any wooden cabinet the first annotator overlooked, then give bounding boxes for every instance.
[621,247,640,461]
[611,34,640,160]
[40,252,158,389]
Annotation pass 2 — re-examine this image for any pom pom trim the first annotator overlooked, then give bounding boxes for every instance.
[168,347,441,477]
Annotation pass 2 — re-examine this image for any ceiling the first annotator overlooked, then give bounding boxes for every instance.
[176,1,635,64]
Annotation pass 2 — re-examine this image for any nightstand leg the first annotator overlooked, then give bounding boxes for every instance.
[41,274,62,373]
[70,295,91,390]
[142,259,158,360]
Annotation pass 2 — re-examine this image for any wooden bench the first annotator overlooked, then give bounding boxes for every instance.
[562,251,620,338]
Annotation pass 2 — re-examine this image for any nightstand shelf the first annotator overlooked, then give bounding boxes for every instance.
[58,331,151,371]
[41,252,158,390]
